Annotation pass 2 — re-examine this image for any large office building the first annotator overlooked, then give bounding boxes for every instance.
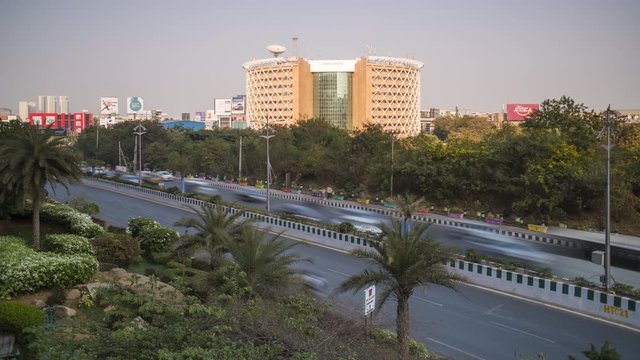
[243,53,423,137]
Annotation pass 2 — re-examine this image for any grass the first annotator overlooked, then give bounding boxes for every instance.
[127,261,167,276]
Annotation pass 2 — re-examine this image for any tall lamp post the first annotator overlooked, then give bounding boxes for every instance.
[133,121,146,186]
[603,106,613,291]
[260,116,274,214]
[390,134,395,198]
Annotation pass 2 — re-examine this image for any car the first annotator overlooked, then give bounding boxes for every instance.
[119,174,141,185]
[155,171,175,181]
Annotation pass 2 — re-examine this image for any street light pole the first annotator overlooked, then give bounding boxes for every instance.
[260,116,274,214]
[390,134,395,198]
[604,106,612,291]
[133,120,146,187]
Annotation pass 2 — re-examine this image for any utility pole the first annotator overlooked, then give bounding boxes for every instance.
[133,121,146,186]
[238,136,243,180]
[604,105,612,292]
[260,116,274,214]
[390,134,394,198]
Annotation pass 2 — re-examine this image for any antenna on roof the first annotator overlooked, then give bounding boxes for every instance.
[292,37,299,57]
[266,44,286,58]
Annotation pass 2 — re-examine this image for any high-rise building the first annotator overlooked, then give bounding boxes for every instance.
[38,96,46,112]
[59,96,70,113]
[181,112,190,120]
[243,54,423,137]
[18,101,36,122]
[46,96,57,113]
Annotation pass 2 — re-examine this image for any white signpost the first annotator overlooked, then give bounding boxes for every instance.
[364,285,376,316]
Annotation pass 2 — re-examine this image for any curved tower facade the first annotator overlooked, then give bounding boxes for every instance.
[243,54,423,137]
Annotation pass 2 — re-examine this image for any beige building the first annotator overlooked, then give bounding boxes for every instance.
[243,55,423,137]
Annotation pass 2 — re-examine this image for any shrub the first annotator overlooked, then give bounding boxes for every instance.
[91,233,142,268]
[138,226,179,255]
[0,301,45,332]
[337,222,355,234]
[151,251,173,265]
[47,234,94,255]
[127,216,160,238]
[611,282,640,299]
[66,196,100,216]
[0,236,98,297]
[370,328,430,359]
[465,248,481,263]
[40,202,104,238]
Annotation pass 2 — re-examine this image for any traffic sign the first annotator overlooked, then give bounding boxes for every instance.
[364,285,375,315]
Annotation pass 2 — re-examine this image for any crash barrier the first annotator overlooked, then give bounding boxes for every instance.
[84,178,375,252]
[448,259,639,328]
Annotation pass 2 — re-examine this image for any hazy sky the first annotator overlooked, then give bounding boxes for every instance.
[1,0,638,118]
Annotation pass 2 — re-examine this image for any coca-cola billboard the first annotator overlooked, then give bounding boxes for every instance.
[506,104,539,121]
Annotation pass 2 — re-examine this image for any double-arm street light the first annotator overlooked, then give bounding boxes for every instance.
[260,116,274,214]
[133,121,146,186]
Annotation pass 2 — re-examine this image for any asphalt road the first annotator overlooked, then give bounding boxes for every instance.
[47,182,640,359]
[164,179,640,289]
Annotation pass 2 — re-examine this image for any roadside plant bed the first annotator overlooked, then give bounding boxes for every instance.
[41,202,104,238]
[0,236,98,297]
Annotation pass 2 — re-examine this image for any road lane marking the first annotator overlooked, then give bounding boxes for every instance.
[463,282,640,334]
[489,321,556,344]
[425,337,486,360]
[327,268,351,277]
[414,296,443,307]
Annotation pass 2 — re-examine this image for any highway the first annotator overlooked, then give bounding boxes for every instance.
[47,181,640,359]
[173,179,640,288]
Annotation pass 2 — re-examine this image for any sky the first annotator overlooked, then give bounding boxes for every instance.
[1,0,638,118]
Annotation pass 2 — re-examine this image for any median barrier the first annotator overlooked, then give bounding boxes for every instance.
[447,259,639,328]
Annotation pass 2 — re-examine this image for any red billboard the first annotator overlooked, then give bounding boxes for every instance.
[506,104,539,121]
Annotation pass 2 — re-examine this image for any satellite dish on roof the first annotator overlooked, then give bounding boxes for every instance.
[267,44,286,57]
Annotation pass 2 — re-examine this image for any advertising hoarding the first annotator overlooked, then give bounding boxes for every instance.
[127,97,144,114]
[231,115,245,122]
[194,111,205,121]
[506,104,539,121]
[231,95,245,114]
[100,97,119,115]
[215,98,231,115]
[206,110,215,120]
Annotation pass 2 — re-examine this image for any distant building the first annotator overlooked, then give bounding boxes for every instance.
[59,96,70,113]
[161,120,205,131]
[616,109,640,123]
[243,54,423,137]
[0,108,12,116]
[181,112,190,120]
[18,101,36,122]
[46,96,57,113]
[28,112,93,135]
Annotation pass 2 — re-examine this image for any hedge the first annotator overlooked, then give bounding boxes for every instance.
[0,236,98,297]
[47,234,94,255]
[41,202,104,238]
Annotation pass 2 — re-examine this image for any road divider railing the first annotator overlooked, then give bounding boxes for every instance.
[84,178,375,252]
[447,258,638,328]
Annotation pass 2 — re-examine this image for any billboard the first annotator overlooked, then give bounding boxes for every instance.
[194,111,205,121]
[206,110,215,120]
[231,115,245,122]
[506,104,539,121]
[127,97,144,114]
[100,97,119,115]
[214,98,231,115]
[231,95,245,114]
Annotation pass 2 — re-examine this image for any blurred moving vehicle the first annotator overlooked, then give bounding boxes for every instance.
[140,171,162,184]
[119,174,141,185]
[155,171,175,181]
[301,273,328,293]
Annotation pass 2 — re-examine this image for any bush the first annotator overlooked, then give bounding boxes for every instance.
[0,236,98,297]
[465,248,481,263]
[90,233,142,268]
[370,328,430,359]
[0,301,45,332]
[138,226,179,255]
[127,216,160,238]
[151,251,173,265]
[337,222,355,234]
[611,282,640,299]
[66,196,100,216]
[47,234,94,255]
[40,202,105,238]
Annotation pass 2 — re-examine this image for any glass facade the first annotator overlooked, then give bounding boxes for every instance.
[313,72,352,129]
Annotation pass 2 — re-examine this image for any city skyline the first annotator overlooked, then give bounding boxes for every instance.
[1,0,638,118]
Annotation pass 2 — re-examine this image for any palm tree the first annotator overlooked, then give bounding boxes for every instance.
[337,219,462,360]
[223,226,306,296]
[173,205,250,263]
[392,193,426,234]
[568,340,620,360]
[0,123,81,251]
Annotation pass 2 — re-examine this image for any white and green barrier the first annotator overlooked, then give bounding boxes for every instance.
[446,259,638,328]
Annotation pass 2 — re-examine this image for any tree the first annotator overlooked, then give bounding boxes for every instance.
[568,340,620,360]
[223,226,306,296]
[391,193,426,234]
[0,123,81,251]
[337,220,462,359]
[173,205,250,265]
